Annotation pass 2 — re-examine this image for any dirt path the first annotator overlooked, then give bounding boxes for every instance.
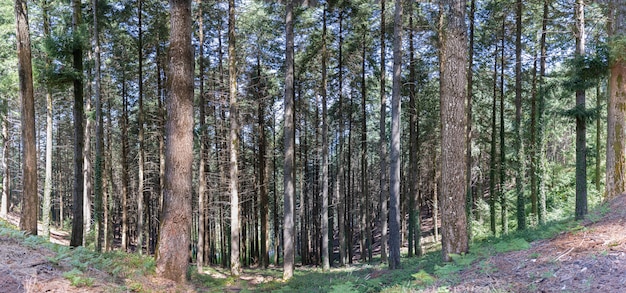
[433,194,626,292]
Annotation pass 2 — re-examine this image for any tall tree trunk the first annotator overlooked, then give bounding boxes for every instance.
[336,10,346,266]
[196,0,206,271]
[320,4,330,271]
[257,59,269,268]
[537,0,549,225]
[360,28,371,262]
[15,0,38,235]
[70,0,85,247]
[137,0,145,254]
[156,0,193,282]
[466,0,476,238]
[378,0,388,263]
[93,0,104,252]
[121,77,130,251]
[499,16,508,235]
[596,85,602,192]
[0,100,9,218]
[283,0,295,280]
[84,83,93,245]
[606,0,626,200]
[489,43,498,235]
[574,0,587,220]
[514,0,526,231]
[42,0,53,238]
[440,0,468,262]
[228,0,240,276]
[407,1,421,258]
[388,0,402,270]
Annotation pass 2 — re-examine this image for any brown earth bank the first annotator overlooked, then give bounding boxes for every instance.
[2,195,626,292]
[423,194,626,293]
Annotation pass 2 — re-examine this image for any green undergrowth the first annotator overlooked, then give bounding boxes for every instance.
[0,218,155,289]
[254,204,606,292]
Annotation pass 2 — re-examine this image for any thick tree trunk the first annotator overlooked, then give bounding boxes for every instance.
[440,0,468,262]
[606,0,626,200]
[156,0,194,283]
[70,0,85,247]
[15,0,38,235]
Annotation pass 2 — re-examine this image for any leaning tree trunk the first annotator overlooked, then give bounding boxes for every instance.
[15,0,38,235]
[156,0,194,283]
[439,0,469,262]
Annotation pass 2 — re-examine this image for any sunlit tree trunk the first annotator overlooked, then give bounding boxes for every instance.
[156,0,194,283]
[196,0,206,271]
[283,0,295,280]
[15,0,38,235]
[440,0,468,262]
[42,0,53,238]
[514,0,526,231]
[228,0,240,276]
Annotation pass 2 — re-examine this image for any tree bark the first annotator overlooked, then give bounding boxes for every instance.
[514,0,526,231]
[388,0,402,270]
[137,0,145,254]
[228,0,240,276]
[15,0,38,235]
[574,0,587,220]
[196,0,206,271]
[42,0,53,238]
[283,0,295,280]
[93,0,104,252]
[156,0,194,282]
[70,0,85,247]
[606,0,626,200]
[378,0,388,263]
[321,4,330,271]
[440,0,469,262]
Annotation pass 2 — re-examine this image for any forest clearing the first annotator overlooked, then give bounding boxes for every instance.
[1,194,625,292]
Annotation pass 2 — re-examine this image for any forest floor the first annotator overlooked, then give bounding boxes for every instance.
[427,194,626,293]
[1,194,625,292]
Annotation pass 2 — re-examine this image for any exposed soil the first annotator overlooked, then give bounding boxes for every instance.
[2,195,626,292]
[424,194,626,292]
